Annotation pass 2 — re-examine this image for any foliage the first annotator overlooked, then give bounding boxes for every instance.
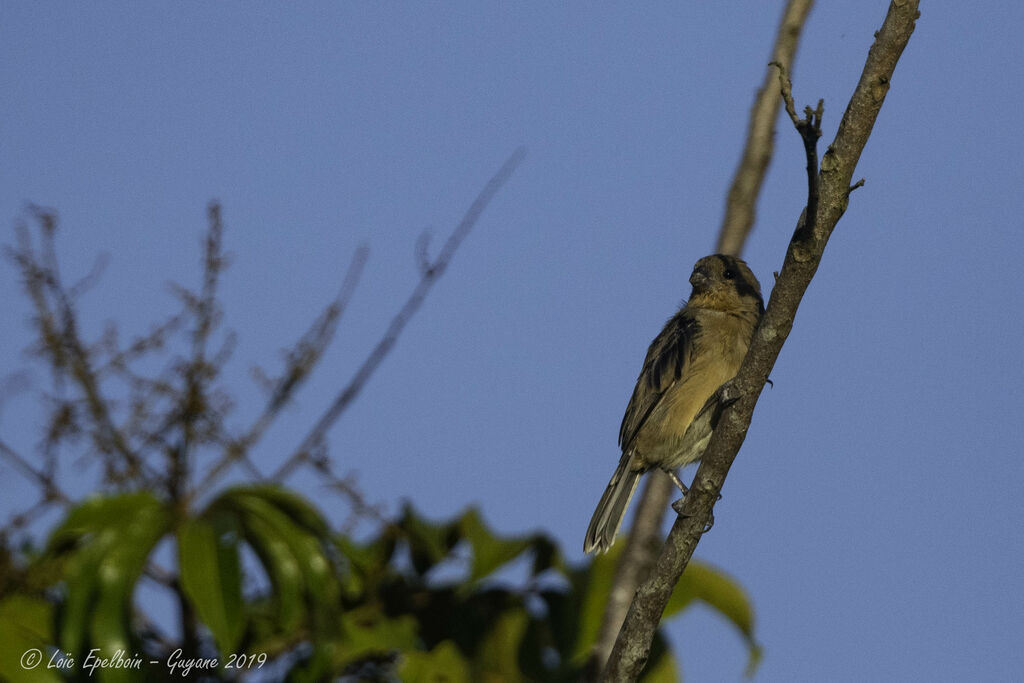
[0,491,758,681]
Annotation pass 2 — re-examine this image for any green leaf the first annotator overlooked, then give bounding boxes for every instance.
[88,497,170,683]
[47,492,169,670]
[234,504,305,632]
[0,595,62,683]
[665,559,761,674]
[225,485,328,536]
[334,534,394,576]
[333,534,395,597]
[568,543,624,664]
[206,485,341,650]
[459,508,531,585]
[47,492,160,552]
[397,503,460,576]
[57,528,109,658]
[178,515,244,655]
[230,491,339,609]
[339,606,419,664]
[470,608,529,681]
[528,533,563,576]
[400,640,471,683]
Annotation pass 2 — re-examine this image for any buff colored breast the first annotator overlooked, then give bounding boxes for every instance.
[630,310,754,470]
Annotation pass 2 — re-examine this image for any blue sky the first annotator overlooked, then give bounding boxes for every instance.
[2,2,1023,680]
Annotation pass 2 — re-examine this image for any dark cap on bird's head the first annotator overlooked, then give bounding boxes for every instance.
[688,254,763,312]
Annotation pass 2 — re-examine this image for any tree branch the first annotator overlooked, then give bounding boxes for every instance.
[9,213,149,484]
[602,2,920,679]
[587,1,815,677]
[193,244,370,498]
[0,438,70,504]
[717,0,816,256]
[272,147,526,481]
[584,471,669,680]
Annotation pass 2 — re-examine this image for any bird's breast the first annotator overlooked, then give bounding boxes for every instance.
[631,310,754,469]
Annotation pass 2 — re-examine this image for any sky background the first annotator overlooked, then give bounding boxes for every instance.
[2,2,1023,681]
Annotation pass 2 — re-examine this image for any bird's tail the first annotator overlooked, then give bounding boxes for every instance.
[584,454,642,554]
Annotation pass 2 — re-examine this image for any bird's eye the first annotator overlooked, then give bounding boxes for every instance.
[723,269,736,279]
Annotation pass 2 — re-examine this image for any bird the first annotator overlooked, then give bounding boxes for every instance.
[583,254,764,554]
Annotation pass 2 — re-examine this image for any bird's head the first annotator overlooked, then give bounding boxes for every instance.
[687,254,764,314]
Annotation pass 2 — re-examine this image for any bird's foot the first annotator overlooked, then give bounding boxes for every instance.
[671,491,722,533]
[665,469,690,496]
[671,496,687,516]
[716,378,742,407]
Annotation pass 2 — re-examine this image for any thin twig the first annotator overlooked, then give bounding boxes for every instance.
[193,245,370,498]
[272,147,526,481]
[194,203,226,361]
[771,63,824,246]
[717,0,816,256]
[13,214,148,482]
[171,204,228,503]
[0,438,70,503]
[2,495,64,534]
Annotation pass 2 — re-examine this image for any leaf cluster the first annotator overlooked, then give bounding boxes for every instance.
[0,490,758,681]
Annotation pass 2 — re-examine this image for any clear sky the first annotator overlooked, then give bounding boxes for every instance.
[2,2,1023,681]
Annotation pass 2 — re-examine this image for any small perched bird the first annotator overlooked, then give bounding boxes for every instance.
[584,254,764,554]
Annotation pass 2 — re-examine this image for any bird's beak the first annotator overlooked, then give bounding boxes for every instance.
[689,268,709,292]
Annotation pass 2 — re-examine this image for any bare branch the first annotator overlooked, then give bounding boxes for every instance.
[591,1,815,676]
[273,147,527,481]
[317,461,388,528]
[1,495,64,535]
[771,63,826,246]
[584,471,672,680]
[602,2,920,678]
[66,253,110,301]
[101,312,188,379]
[0,438,70,504]
[9,211,146,483]
[168,203,229,501]
[193,202,228,360]
[716,0,816,256]
[193,244,370,497]
[415,229,434,277]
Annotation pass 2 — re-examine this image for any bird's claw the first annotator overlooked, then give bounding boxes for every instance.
[671,496,688,516]
[671,492,722,533]
[665,469,690,497]
[716,379,741,407]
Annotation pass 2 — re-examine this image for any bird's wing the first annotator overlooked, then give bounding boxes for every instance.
[673,390,720,463]
[618,309,699,452]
